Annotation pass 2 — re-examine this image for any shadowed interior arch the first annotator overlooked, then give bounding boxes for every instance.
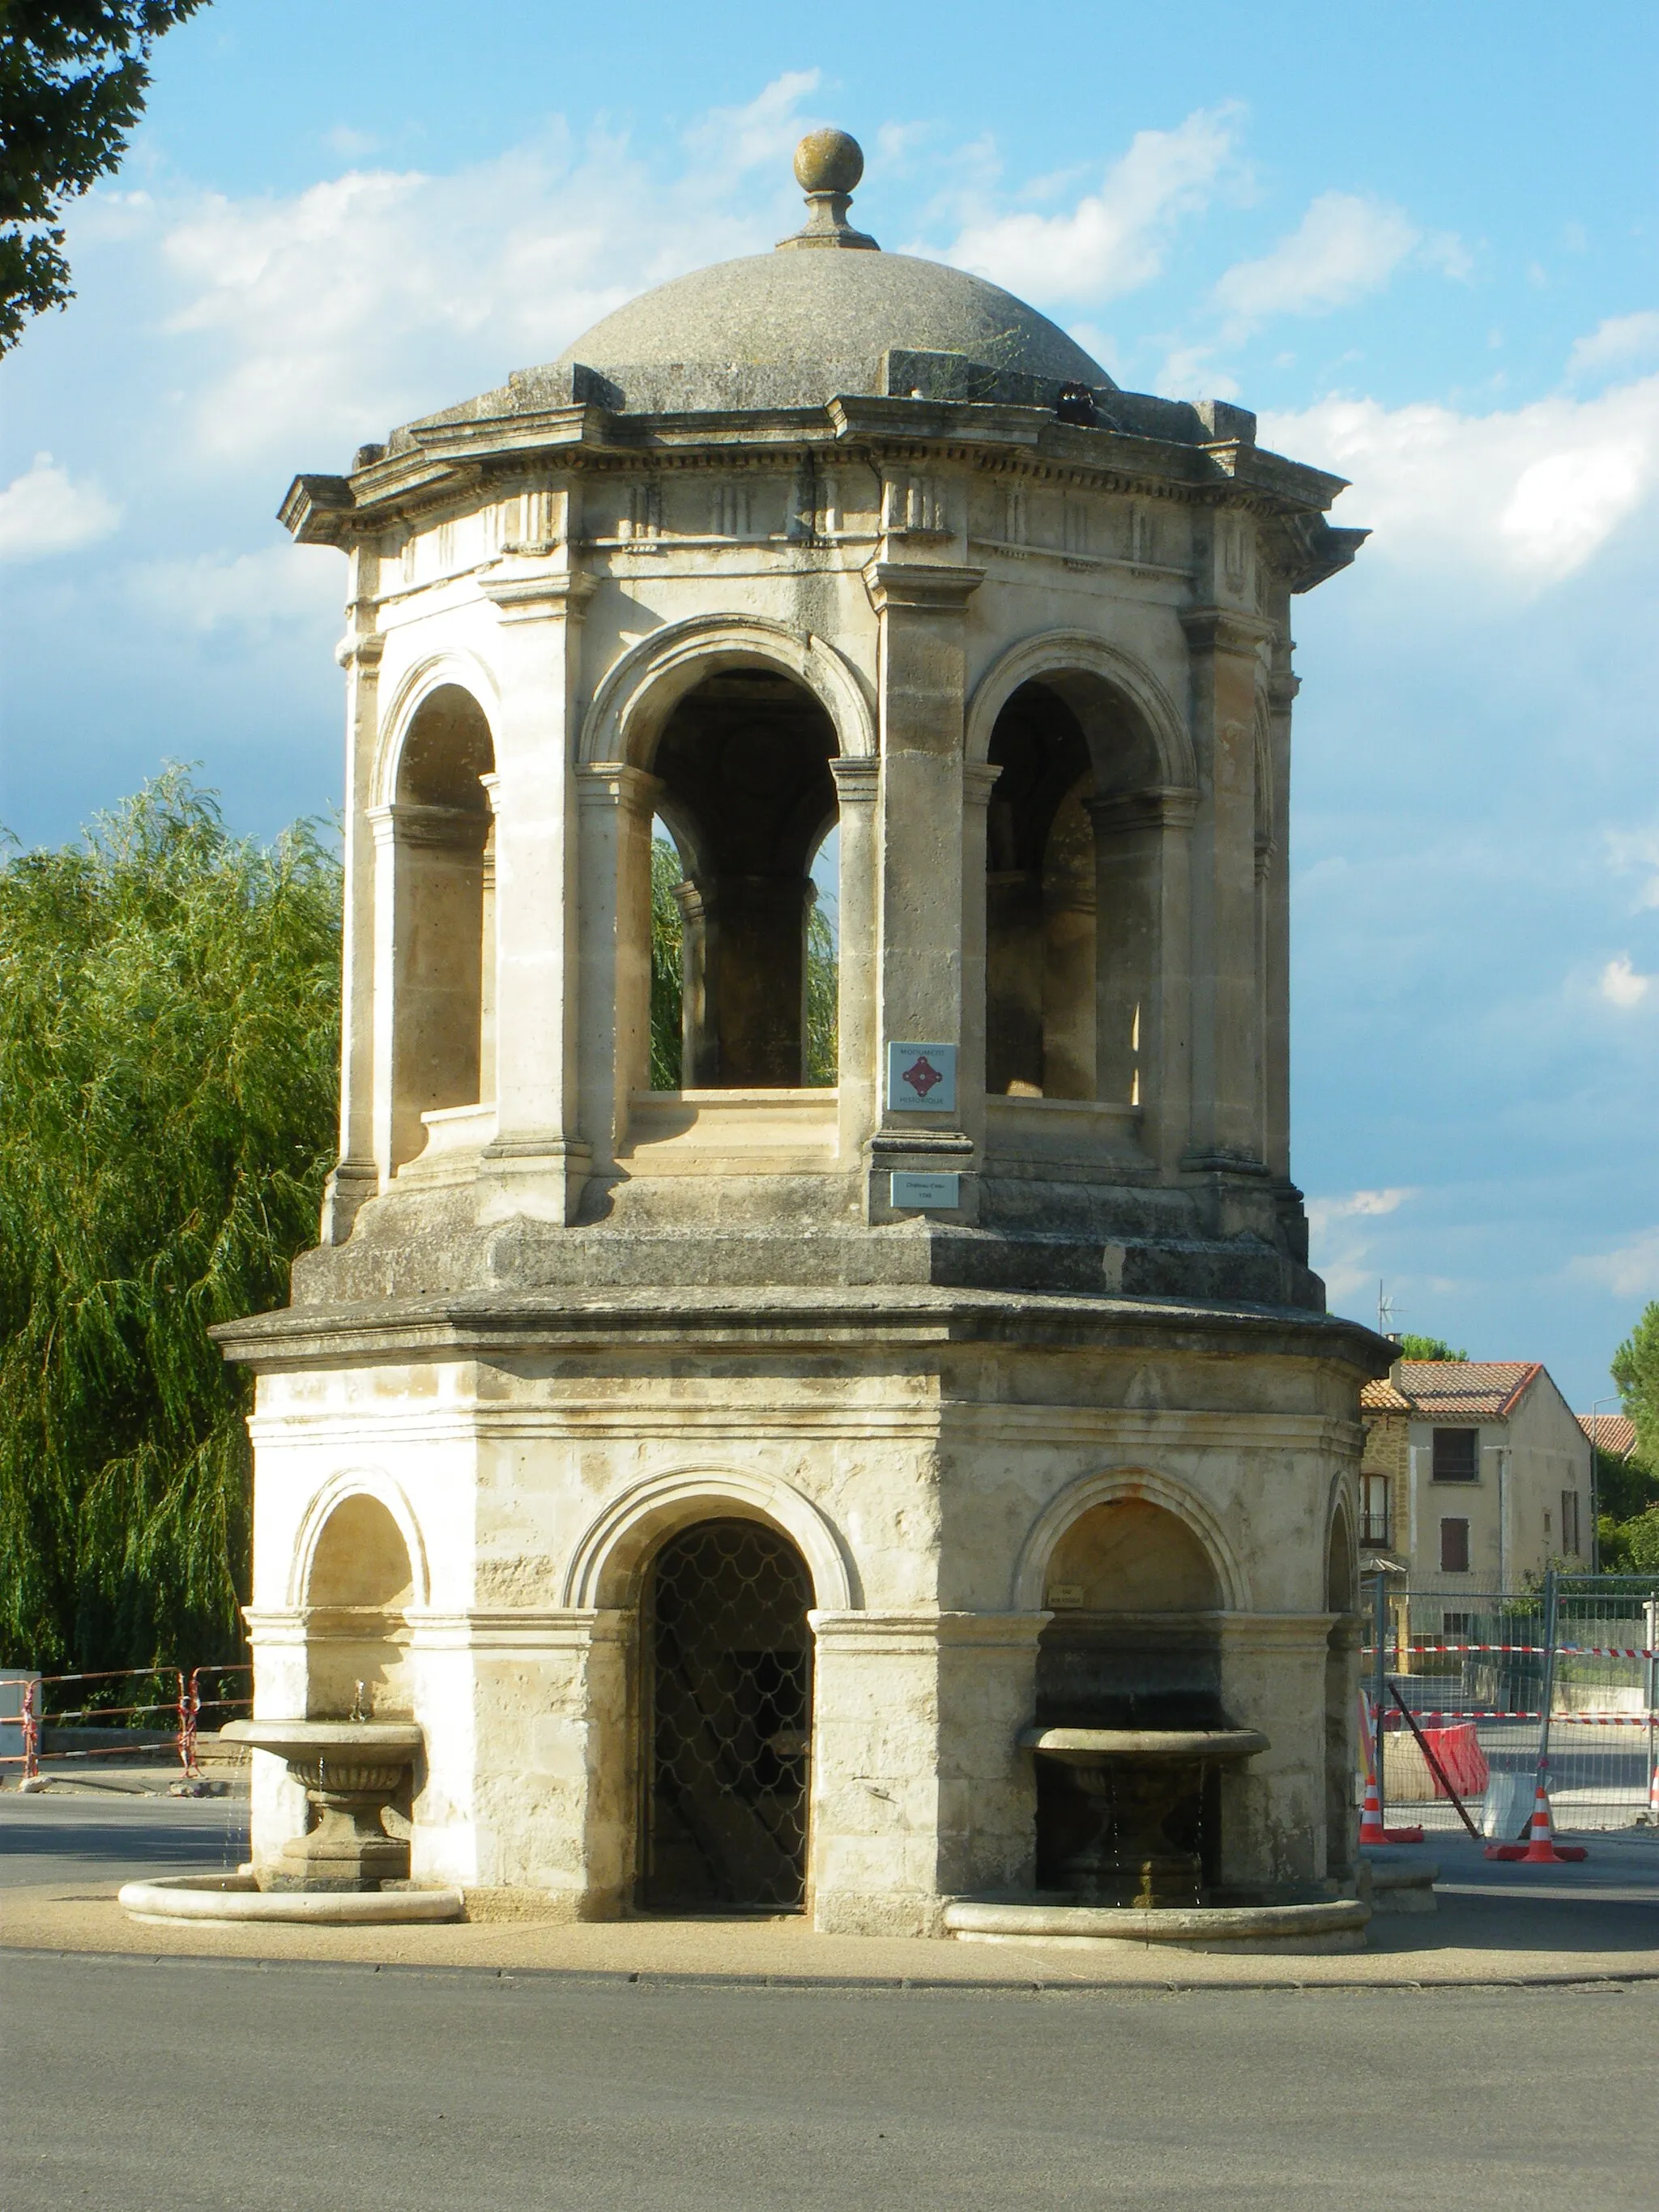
[646,666,838,1089]
[385,683,497,1168]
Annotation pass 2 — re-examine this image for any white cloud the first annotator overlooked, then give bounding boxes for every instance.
[139,78,825,466]
[1307,1187,1418,1236]
[1600,956,1653,1008]
[1214,192,1418,328]
[122,545,342,636]
[1571,1228,1659,1298]
[945,104,1239,305]
[1260,373,1659,588]
[1306,1188,1418,1307]
[1568,310,1659,382]
[0,454,121,561]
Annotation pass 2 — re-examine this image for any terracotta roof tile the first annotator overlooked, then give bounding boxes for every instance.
[1360,1361,1543,1419]
[1359,1379,1410,1410]
[1580,1413,1637,1457]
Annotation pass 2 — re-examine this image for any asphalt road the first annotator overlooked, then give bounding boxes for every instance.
[3,1950,1656,2210]
[0,1784,247,1888]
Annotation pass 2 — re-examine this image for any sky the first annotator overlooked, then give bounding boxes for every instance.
[1,1,1656,1406]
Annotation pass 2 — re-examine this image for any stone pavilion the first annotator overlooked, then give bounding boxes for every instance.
[218,130,1389,1933]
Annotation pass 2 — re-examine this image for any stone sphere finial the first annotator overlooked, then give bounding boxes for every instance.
[794,128,864,198]
[778,129,877,252]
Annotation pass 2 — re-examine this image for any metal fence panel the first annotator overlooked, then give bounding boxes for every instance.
[1361,1573,1659,1835]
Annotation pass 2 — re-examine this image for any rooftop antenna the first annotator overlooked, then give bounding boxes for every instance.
[1377,1280,1401,1340]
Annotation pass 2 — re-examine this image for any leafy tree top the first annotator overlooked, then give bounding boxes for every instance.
[1396,1333,1469,1362]
[1612,1302,1659,1472]
[1,2,207,352]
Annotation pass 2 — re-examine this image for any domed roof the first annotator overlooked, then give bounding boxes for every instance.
[554,131,1112,416]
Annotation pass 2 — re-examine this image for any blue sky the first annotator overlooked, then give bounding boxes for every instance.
[2,2,1657,1404]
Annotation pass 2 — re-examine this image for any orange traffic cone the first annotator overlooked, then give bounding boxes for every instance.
[1358,1750,1425,1848]
[1358,1768,1388,1847]
[1485,1769,1587,1863]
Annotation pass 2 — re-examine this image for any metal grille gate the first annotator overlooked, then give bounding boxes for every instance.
[642,1519,812,1911]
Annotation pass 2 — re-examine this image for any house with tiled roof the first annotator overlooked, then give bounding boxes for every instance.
[1358,1361,1593,1601]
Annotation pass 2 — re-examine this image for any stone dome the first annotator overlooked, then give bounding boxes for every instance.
[553,133,1113,416]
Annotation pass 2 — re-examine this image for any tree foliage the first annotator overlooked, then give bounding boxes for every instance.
[0,769,340,1669]
[1397,1333,1469,1362]
[1611,1302,1659,1469]
[1,1,207,352]
[649,836,837,1089]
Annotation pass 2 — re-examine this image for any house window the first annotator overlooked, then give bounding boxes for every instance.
[1439,1517,1470,1574]
[1361,1473,1391,1546]
[1431,1428,1478,1481]
[1561,1491,1581,1558]
[1443,1612,1473,1640]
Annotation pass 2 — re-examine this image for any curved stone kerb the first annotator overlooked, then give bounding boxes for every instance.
[578,615,876,770]
[372,650,502,811]
[284,1468,433,1612]
[560,1467,862,1610]
[1009,1465,1249,1613]
[965,629,1196,791]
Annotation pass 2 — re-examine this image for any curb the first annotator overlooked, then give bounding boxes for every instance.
[7,1944,1659,1997]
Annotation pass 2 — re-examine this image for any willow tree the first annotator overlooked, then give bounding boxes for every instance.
[0,769,340,1669]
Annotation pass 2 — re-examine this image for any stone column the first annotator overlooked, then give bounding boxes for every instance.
[478,552,595,1225]
[575,764,663,1174]
[1179,607,1273,1177]
[830,757,880,1167]
[1216,1612,1339,1887]
[320,547,383,1243]
[861,556,985,1221]
[808,1609,1047,1935]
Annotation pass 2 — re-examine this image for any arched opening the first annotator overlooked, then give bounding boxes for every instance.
[640,1516,812,1911]
[645,667,838,1089]
[983,675,1165,1107]
[1324,1507,1359,1878]
[385,684,496,1170]
[1034,1498,1226,1893]
[303,1494,416,1720]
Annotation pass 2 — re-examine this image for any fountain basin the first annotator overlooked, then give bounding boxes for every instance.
[1021,1727,1269,1764]
[944,1897,1370,1954]
[224,1717,424,1891]
[1021,1724,1271,1909]
[117,1871,463,1924]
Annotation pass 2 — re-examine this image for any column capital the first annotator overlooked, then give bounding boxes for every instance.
[961,762,1003,809]
[365,799,490,852]
[830,755,880,803]
[862,559,986,615]
[1180,605,1277,656]
[334,628,386,671]
[574,762,664,817]
[1086,784,1199,833]
[481,564,596,624]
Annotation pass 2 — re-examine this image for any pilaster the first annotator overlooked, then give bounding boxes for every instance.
[477,525,597,1225]
[574,762,665,1174]
[321,548,384,1243]
[808,1608,1047,1933]
[862,556,985,1223]
[1179,606,1274,1179]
